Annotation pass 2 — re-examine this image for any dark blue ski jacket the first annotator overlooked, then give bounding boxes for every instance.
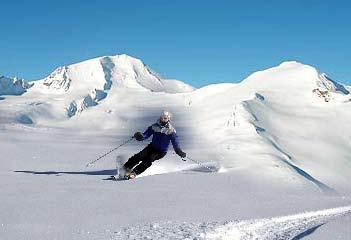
[142,121,180,153]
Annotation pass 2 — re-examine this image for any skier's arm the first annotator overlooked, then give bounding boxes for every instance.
[170,132,180,150]
[134,126,153,141]
[142,126,154,140]
[171,132,186,158]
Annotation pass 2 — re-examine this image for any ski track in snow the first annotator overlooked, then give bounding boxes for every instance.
[112,206,351,240]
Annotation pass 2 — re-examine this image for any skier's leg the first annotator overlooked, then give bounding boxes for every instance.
[123,144,151,170]
[133,151,167,175]
[132,158,153,175]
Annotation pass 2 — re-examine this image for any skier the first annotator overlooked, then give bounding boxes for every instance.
[122,111,186,179]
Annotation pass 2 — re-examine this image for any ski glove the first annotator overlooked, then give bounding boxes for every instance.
[134,132,144,141]
[175,148,186,158]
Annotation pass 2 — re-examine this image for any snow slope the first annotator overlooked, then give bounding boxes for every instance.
[187,61,351,194]
[114,206,351,239]
[0,57,350,239]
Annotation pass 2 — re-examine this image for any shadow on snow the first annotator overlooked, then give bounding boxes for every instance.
[14,169,117,177]
[292,223,325,240]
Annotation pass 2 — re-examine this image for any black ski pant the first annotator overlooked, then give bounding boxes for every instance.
[123,144,167,175]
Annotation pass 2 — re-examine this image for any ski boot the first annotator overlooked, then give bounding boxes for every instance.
[124,170,137,180]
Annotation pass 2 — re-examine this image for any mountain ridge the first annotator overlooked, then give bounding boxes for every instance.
[1,57,349,98]
[31,54,195,94]
[0,56,349,122]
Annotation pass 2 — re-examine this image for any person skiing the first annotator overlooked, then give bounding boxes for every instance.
[122,110,186,179]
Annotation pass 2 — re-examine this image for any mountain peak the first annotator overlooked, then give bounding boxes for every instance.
[29,54,195,117]
[241,61,349,95]
[277,61,304,68]
[37,54,194,94]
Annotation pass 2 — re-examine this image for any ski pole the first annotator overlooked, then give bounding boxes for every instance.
[86,137,134,167]
[183,156,216,172]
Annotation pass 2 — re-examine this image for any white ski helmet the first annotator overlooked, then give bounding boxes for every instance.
[160,110,172,121]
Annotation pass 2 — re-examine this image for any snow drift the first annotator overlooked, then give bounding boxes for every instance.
[114,206,351,240]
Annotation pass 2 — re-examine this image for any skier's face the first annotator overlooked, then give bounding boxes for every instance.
[160,116,170,125]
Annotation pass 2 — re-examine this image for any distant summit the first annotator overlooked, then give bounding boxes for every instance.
[25,54,195,117]
[241,61,350,97]
[0,75,32,96]
[35,54,195,94]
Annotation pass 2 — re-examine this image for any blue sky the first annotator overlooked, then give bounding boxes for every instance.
[0,0,350,87]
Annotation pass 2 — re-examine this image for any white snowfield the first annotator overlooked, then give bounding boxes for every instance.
[0,55,350,239]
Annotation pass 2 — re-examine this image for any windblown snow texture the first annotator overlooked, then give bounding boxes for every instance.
[113,206,351,240]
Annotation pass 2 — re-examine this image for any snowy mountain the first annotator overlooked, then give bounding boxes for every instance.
[240,61,349,101]
[37,54,195,93]
[28,54,194,118]
[1,58,351,239]
[0,75,32,96]
[188,61,351,193]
